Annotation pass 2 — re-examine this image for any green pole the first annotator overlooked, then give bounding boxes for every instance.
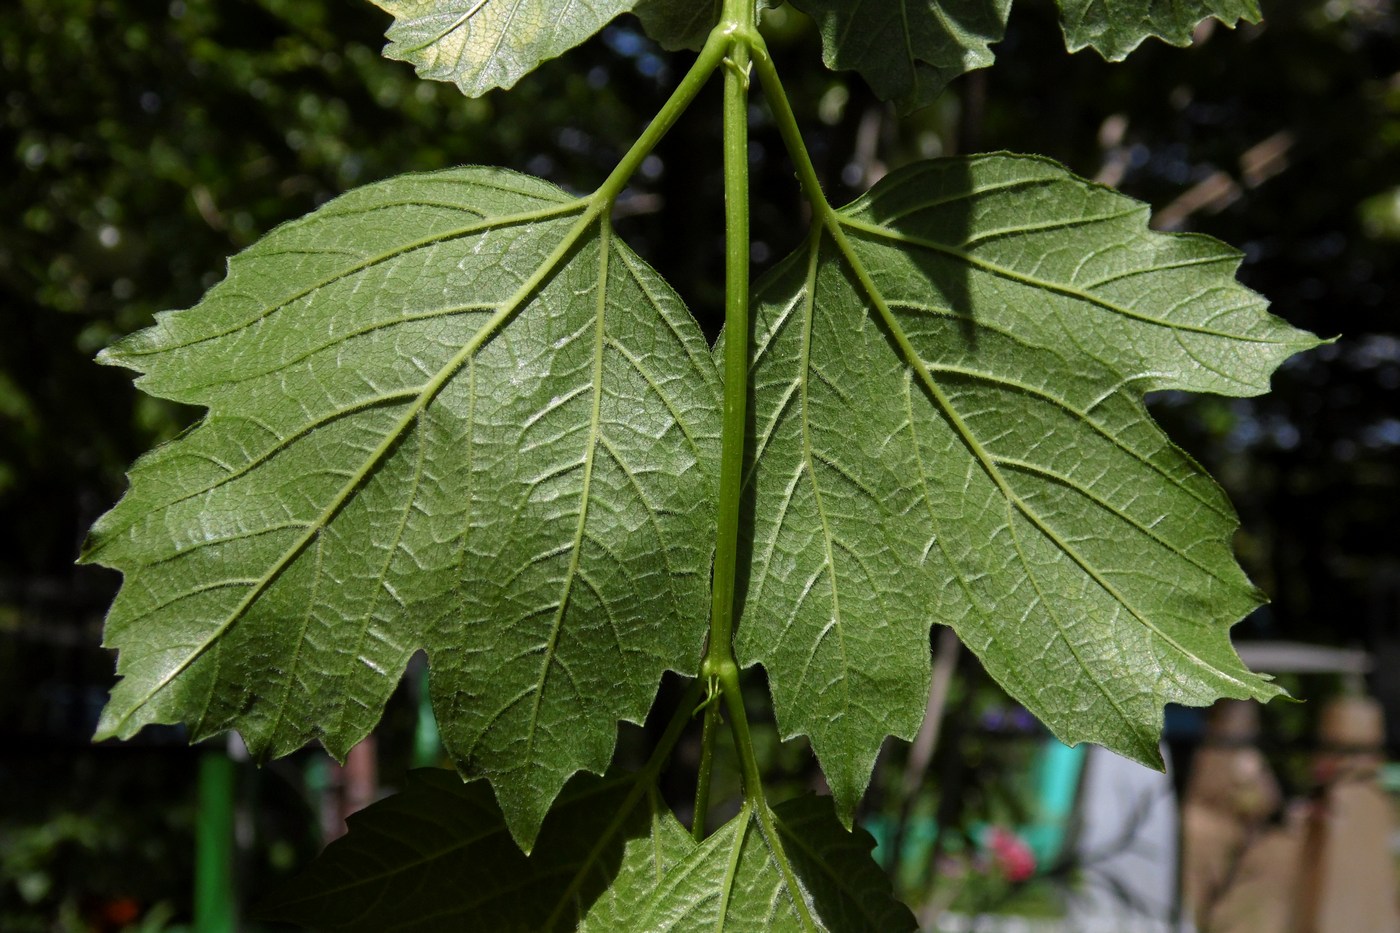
[412,665,443,769]
[194,749,236,933]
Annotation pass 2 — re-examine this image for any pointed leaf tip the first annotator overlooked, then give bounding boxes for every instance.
[787,0,1012,111]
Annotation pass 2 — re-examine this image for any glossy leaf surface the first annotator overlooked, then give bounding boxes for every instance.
[740,154,1318,819]
[84,167,720,849]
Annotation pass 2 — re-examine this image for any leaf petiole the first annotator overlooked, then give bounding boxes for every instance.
[589,27,729,207]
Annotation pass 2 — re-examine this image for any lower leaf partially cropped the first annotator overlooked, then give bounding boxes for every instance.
[258,769,694,931]
[83,166,720,849]
[611,795,915,932]
[260,772,912,933]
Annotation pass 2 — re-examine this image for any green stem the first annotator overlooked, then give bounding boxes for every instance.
[755,40,955,481]
[688,20,823,929]
[750,38,836,225]
[697,0,759,835]
[692,685,721,841]
[642,678,709,782]
[708,6,755,668]
[718,662,763,800]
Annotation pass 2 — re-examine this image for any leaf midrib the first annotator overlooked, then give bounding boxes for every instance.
[821,210,1259,697]
[521,219,613,770]
[793,233,851,712]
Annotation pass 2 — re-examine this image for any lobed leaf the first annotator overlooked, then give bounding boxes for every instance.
[369,0,639,96]
[786,0,1262,110]
[83,166,720,849]
[739,153,1318,820]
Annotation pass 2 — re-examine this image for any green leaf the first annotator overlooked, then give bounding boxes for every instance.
[259,769,696,931]
[1058,0,1262,60]
[368,0,638,96]
[786,0,1011,111]
[787,0,1261,110]
[83,166,720,849]
[613,796,915,931]
[740,153,1318,819]
[633,0,724,51]
[259,777,912,932]
[633,0,780,52]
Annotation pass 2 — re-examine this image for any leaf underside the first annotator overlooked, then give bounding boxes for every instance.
[632,0,726,51]
[617,797,915,931]
[262,770,914,933]
[786,0,1011,112]
[1058,0,1263,60]
[633,0,781,52]
[83,166,720,850]
[369,0,640,96]
[738,153,1318,820]
[784,0,1262,111]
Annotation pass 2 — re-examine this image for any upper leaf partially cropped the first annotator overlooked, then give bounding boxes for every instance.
[1058,0,1262,60]
[786,0,1011,112]
[633,0,724,51]
[83,167,720,849]
[741,153,1318,819]
[607,796,915,931]
[633,0,779,52]
[262,774,912,932]
[369,0,638,95]
[260,770,696,931]
[785,0,1261,111]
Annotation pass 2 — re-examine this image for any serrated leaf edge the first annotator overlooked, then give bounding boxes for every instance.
[89,196,599,744]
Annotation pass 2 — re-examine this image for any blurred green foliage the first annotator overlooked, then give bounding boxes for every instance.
[0,753,194,930]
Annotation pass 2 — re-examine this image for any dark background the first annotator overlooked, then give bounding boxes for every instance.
[2,1,1396,927]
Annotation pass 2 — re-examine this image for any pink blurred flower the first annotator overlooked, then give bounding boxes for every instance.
[987,827,1036,883]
